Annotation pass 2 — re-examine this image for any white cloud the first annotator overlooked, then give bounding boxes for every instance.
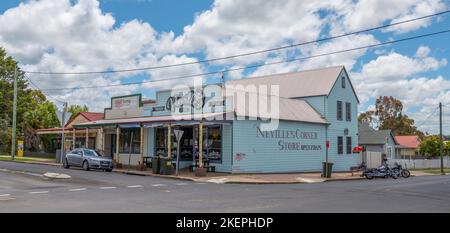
[1,0,449,121]
[352,46,449,133]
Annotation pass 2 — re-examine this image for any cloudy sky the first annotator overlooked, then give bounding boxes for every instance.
[0,0,449,134]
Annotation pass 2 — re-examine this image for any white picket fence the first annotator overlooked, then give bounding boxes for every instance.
[388,157,450,169]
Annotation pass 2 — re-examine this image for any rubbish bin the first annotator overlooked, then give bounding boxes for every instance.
[152,156,160,174]
[159,157,174,175]
[322,162,333,178]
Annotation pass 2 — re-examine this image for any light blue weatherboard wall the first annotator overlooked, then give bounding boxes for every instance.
[231,119,327,173]
[297,70,359,171]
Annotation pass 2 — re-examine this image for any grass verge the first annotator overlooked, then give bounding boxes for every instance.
[0,155,55,163]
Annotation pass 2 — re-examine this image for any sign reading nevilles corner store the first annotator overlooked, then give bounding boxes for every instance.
[256,127,322,151]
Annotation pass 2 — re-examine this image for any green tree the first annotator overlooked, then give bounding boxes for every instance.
[21,92,59,151]
[67,104,89,118]
[1,47,59,152]
[419,135,440,158]
[358,96,424,138]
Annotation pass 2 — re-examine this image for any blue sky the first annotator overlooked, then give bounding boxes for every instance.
[0,0,449,133]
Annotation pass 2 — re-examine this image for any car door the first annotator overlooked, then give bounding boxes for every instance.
[75,149,84,167]
[66,149,77,165]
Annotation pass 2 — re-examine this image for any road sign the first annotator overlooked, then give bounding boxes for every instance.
[56,111,72,127]
[173,129,184,176]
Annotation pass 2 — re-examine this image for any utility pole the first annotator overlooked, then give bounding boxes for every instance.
[60,102,68,164]
[11,66,18,160]
[439,102,444,175]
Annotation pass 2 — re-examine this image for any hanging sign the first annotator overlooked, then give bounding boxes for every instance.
[166,88,205,111]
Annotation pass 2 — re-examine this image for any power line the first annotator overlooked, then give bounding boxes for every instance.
[25,74,66,104]
[23,9,450,75]
[415,106,439,129]
[40,28,450,92]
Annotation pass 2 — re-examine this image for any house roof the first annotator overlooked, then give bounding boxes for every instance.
[79,112,104,122]
[232,96,328,124]
[358,123,397,145]
[225,65,359,102]
[395,136,421,149]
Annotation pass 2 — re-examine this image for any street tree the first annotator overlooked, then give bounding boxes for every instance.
[358,96,424,138]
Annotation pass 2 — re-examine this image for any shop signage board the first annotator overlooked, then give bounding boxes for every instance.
[113,95,139,110]
[166,88,205,111]
[17,140,24,157]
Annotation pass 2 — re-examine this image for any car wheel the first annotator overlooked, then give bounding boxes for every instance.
[63,159,70,169]
[105,169,112,172]
[83,161,90,171]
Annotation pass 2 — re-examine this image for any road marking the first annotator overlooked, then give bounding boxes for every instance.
[29,191,49,194]
[0,194,11,197]
[0,197,15,201]
[175,183,188,186]
[196,183,207,185]
[152,184,166,187]
[127,185,143,188]
[69,188,87,192]
[164,190,171,193]
[100,187,117,190]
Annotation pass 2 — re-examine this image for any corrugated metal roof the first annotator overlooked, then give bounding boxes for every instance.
[395,136,421,148]
[225,66,344,98]
[233,96,328,124]
[358,123,396,145]
[73,112,233,128]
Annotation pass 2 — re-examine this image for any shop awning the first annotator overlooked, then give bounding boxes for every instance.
[73,112,233,128]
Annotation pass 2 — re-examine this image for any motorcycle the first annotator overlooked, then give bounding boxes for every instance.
[362,161,398,180]
[392,162,411,178]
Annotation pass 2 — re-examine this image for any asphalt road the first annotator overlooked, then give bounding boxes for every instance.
[1,161,450,213]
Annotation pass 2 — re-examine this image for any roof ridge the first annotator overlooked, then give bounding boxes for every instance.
[226,65,344,83]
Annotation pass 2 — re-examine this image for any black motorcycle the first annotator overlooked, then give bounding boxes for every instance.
[362,162,398,180]
[392,162,411,178]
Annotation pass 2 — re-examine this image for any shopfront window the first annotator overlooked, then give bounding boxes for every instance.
[206,126,222,163]
[119,128,140,154]
[154,125,223,163]
[155,127,167,157]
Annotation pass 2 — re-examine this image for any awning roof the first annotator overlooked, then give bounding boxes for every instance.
[73,112,234,128]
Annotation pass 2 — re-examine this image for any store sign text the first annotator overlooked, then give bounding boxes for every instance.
[256,127,322,151]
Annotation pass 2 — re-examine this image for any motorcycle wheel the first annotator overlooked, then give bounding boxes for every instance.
[401,170,411,178]
[365,174,374,180]
[391,174,398,179]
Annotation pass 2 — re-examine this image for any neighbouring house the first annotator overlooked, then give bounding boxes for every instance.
[358,122,398,159]
[36,112,104,153]
[71,65,361,173]
[395,135,421,158]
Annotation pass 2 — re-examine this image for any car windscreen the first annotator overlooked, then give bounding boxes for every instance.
[83,150,101,157]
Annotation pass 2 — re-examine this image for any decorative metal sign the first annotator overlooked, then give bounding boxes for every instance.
[166,88,206,111]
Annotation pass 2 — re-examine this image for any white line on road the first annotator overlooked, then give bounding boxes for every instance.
[151,184,166,187]
[175,183,188,186]
[29,191,49,194]
[69,188,87,192]
[100,187,117,190]
[0,194,11,197]
[127,185,143,188]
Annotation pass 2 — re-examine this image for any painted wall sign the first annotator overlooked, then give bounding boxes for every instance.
[256,127,322,151]
[152,106,165,112]
[113,96,139,110]
[166,89,206,111]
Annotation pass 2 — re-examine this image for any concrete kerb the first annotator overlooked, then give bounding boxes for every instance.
[1,159,436,184]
